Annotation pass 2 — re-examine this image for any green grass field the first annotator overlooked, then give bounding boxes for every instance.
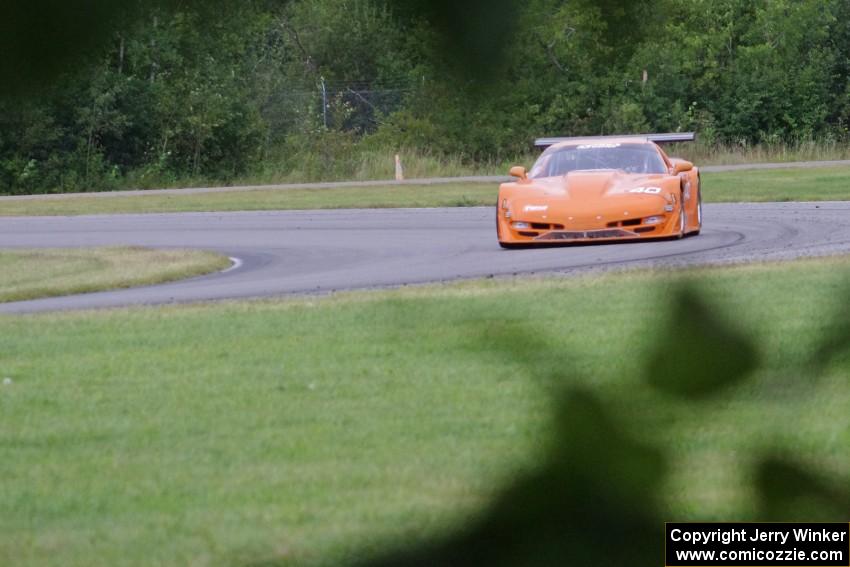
[1,257,848,566]
[705,166,850,201]
[1,166,849,217]
[0,247,230,303]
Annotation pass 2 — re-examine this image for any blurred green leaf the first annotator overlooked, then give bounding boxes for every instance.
[811,286,850,373]
[391,0,521,81]
[0,0,129,95]
[756,456,850,522]
[645,285,759,400]
[352,389,665,567]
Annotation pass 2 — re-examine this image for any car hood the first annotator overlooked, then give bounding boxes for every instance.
[507,170,673,224]
[529,170,667,198]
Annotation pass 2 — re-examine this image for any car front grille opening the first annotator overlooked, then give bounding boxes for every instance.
[608,218,642,228]
[634,226,656,233]
[519,231,540,237]
[586,229,631,239]
[529,223,566,230]
[536,228,637,241]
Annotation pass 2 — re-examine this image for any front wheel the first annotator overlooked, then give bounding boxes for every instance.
[677,201,686,239]
[692,188,703,236]
[499,241,526,249]
[496,199,515,249]
[495,199,506,247]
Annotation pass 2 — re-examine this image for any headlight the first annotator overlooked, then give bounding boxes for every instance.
[643,216,664,225]
[512,221,530,229]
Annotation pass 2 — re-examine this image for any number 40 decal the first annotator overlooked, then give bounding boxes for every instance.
[628,186,662,194]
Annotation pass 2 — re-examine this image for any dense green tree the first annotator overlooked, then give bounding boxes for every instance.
[1,0,849,194]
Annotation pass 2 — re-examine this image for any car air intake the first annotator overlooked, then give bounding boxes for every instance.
[607,218,642,228]
[536,229,637,240]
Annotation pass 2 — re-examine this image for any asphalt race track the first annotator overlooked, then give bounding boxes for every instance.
[2,202,850,314]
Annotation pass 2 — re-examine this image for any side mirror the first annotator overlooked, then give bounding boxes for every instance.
[509,166,528,182]
[672,160,693,174]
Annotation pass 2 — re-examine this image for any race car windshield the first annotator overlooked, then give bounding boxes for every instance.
[529,144,668,177]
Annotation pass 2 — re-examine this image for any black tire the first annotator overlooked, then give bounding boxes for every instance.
[496,198,514,249]
[499,241,527,249]
[677,197,686,239]
[692,185,703,236]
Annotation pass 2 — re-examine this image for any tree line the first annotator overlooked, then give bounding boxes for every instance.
[1,0,848,194]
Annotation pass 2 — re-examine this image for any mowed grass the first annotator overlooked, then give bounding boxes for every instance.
[1,166,849,217]
[704,166,850,202]
[1,257,849,566]
[0,183,493,216]
[0,247,230,303]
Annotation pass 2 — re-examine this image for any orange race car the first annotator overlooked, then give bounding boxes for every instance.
[496,133,702,248]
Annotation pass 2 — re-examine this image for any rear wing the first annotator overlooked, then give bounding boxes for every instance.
[534,132,696,149]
